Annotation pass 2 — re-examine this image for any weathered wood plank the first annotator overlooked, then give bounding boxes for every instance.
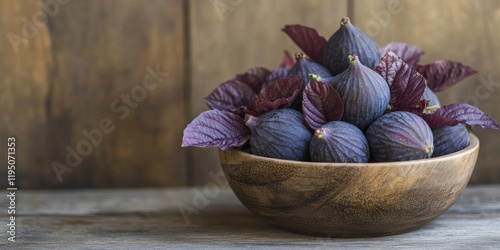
[0,0,53,188]
[0,186,499,248]
[188,0,349,185]
[352,0,500,183]
[1,0,187,188]
[47,0,188,188]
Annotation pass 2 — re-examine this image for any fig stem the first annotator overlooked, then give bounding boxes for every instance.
[309,73,320,81]
[386,104,393,112]
[424,146,432,154]
[314,128,325,139]
[348,54,359,65]
[340,17,351,27]
[295,52,305,62]
[244,114,256,127]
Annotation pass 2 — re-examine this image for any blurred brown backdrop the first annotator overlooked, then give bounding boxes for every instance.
[1,0,499,188]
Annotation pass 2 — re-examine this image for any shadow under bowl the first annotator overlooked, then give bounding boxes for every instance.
[219,134,479,237]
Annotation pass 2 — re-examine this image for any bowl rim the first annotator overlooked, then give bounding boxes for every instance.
[221,134,479,167]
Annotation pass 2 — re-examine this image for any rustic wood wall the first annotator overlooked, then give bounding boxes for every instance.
[1,0,499,188]
[1,0,187,188]
[352,0,500,183]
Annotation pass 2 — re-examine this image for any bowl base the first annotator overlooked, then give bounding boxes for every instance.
[276,223,423,238]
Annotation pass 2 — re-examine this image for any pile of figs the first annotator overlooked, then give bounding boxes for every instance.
[182,17,500,163]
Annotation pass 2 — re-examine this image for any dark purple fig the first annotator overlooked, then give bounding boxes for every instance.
[288,52,332,108]
[366,111,434,162]
[432,124,470,157]
[245,108,312,161]
[289,52,332,85]
[422,85,441,106]
[309,121,369,163]
[323,17,380,76]
[332,55,390,130]
[309,73,339,87]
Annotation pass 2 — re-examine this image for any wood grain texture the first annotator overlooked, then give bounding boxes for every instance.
[1,0,187,188]
[2,0,500,188]
[0,1,53,188]
[188,0,348,185]
[219,135,479,237]
[0,185,499,248]
[352,0,500,183]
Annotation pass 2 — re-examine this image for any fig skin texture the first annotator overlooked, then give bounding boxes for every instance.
[323,17,380,76]
[245,109,312,161]
[309,121,369,163]
[422,85,441,106]
[309,73,339,88]
[432,124,470,157]
[288,52,332,108]
[366,111,434,162]
[288,52,332,87]
[332,55,390,131]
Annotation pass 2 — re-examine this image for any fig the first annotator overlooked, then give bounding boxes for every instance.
[331,55,390,130]
[309,73,339,88]
[309,121,369,163]
[289,52,332,85]
[432,124,470,157]
[323,17,380,76]
[422,85,441,106]
[366,111,434,162]
[288,52,332,108]
[245,108,312,161]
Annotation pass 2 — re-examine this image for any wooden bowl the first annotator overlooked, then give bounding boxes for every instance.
[219,134,479,237]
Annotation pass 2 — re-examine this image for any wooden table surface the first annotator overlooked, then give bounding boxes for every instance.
[1,185,499,249]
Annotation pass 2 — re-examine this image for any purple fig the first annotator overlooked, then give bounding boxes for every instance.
[309,73,339,88]
[422,85,441,106]
[309,121,369,163]
[245,109,312,161]
[288,52,332,108]
[332,55,390,130]
[366,111,434,162]
[323,17,380,76]
[432,124,470,157]
[288,52,332,85]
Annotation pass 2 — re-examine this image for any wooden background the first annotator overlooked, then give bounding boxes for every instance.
[1,0,499,188]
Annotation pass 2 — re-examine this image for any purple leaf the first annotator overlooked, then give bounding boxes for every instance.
[233,67,271,93]
[376,51,403,86]
[205,79,255,112]
[416,60,478,92]
[390,64,426,112]
[182,110,250,150]
[380,42,424,68]
[421,112,459,129]
[282,50,294,70]
[245,67,271,83]
[302,80,344,130]
[254,75,302,114]
[376,51,427,113]
[422,103,500,130]
[282,25,326,64]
